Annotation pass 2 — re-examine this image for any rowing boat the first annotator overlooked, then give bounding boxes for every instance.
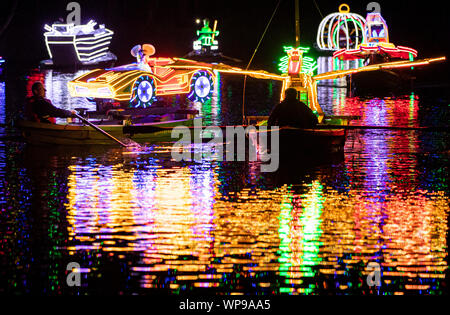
[276,125,347,155]
[17,117,200,145]
[245,115,349,158]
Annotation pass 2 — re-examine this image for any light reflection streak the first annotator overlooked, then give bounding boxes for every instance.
[63,153,448,294]
[0,82,5,125]
[43,70,95,123]
[58,73,447,294]
[66,158,220,286]
[278,181,325,295]
[0,62,448,295]
[317,57,363,87]
[194,71,222,125]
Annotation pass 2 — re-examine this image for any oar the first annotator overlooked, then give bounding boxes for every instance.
[73,113,129,147]
[316,124,450,132]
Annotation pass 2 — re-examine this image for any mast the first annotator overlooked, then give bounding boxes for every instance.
[295,0,300,46]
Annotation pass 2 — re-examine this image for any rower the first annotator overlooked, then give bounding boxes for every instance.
[267,88,318,129]
[25,81,76,124]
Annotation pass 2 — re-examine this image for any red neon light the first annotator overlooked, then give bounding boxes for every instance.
[333,45,418,61]
[287,49,303,75]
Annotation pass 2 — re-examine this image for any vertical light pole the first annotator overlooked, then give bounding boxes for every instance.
[295,0,300,47]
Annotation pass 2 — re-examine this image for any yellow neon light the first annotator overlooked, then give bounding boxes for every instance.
[70,66,219,101]
[313,57,446,81]
[211,20,218,42]
[339,3,350,13]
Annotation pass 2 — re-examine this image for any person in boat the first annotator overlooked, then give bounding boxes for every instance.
[25,81,76,124]
[131,44,155,72]
[267,88,318,129]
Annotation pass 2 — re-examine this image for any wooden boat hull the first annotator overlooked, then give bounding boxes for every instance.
[18,118,199,146]
[245,116,349,161]
[265,127,347,162]
[279,127,347,154]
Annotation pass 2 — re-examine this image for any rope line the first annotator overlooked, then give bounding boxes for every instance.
[242,0,283,124]
[313,0,324,18]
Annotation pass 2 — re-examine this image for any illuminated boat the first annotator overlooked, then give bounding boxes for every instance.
[332,12,419,93]
[192,19,220,55]
[68,56,287,112]
[17,116,200,146]
[246,47,351,157]
[333,12,418,62]
[246,45,444,157]
[25,52,289,146]
[41,20,117,68]
[247,116,349,158]
[184,19,243,65]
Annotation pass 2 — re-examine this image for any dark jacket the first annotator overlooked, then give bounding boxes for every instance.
[267,98,318,128]
[25,96,72,123]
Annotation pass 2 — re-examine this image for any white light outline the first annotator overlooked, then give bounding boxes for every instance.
[317,10,366,51]
[43,22,114,62]
[76,41,111,51]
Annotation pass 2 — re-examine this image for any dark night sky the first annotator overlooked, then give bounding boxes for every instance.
[1,0,449,79]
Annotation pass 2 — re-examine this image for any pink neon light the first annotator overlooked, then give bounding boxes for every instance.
[333,45,418,61]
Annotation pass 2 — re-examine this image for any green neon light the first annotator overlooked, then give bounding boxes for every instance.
[278,46,318,75]
[298,181,324,284]
[409,92,415,121]
[277,182,325,295]
[195,19,219,48]
[278,188,293,281]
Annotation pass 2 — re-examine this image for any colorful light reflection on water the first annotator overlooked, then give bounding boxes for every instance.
[0,63,449,295]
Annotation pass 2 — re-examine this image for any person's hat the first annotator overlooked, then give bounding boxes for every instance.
[142,44,155,56]
[131,45,142,58]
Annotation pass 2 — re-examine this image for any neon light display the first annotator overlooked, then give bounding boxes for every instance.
[313,57,445,81]
[333,12,418,61]
[193,19,219,52]
[278,182,324,295]
[333,45,418,61]
[277,46,323,115]
[364,12,389,45]
[277,47,444,118]
[187,70,214,103]
[278,46,318,75]
[44,20,114,63]
[316,4,366,51]
[68,57,288,108]
[130,76,157,108]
